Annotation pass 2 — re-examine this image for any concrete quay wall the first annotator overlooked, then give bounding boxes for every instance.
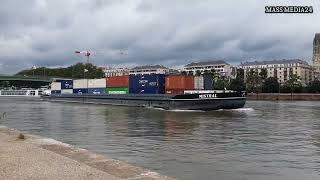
[247,93,320,101]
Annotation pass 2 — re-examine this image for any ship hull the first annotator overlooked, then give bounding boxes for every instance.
[42,92,246,111]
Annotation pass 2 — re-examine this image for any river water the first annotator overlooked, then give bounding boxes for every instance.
[0,97,320,180]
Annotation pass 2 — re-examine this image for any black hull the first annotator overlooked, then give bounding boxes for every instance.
[42,93,246,111]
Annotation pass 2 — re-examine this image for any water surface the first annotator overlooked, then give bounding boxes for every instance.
[1,97,320,180]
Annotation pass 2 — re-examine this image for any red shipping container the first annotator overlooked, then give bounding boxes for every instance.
[106,75,129,88]
[165,75,194,90]
[165,89,185,94]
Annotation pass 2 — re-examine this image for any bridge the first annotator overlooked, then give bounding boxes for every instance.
[0,75,60,88]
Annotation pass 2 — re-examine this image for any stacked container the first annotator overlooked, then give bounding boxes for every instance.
[73,79,88,94]
[203,74,214,90]
[106,75,129,94]
[51,82,61,95]
[165,75,194,94]
[194,76,204,90]
[88,78,106,95]
[61,80,73,94]
[129,74,165,94]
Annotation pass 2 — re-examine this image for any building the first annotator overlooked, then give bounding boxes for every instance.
[313,33,320,79]
[104,67,130,77]
[184,60,234,77]
[239,59,314,86]
[129,65,169,75]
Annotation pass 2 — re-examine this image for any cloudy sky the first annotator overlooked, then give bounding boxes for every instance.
[0,0,319,74]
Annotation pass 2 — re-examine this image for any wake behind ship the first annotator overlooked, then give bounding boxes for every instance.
[42,74,246,111]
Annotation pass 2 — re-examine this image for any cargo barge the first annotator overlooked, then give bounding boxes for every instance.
[41,90,246,111]
[42,74,246,111]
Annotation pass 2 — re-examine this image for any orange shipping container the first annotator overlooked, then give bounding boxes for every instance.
[165,75,194,90]
[165,89,185,95]
[106,75,129,88]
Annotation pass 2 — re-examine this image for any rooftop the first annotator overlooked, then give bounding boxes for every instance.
[185,60,229,67]
[131,65,168,70]
[240,59,309,66]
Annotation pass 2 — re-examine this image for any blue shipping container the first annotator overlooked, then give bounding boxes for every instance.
[51,90,61,95]
[73,88,88,95]
[88,88,105,95]
[129,74,165,94]
[61,80,73,89]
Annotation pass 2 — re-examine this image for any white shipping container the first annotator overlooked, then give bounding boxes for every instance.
[73,79,88,89]
[194,76,204,90]
[61,89,73,94]
[51,82,61,90]
[88,78,106,88]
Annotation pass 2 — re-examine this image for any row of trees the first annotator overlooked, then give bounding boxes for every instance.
[208,68,320,93]
[15,63,104,79]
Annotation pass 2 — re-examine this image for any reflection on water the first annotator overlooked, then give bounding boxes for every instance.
[1,97,320,180]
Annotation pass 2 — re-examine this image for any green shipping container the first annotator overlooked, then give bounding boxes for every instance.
[105,87,129,94]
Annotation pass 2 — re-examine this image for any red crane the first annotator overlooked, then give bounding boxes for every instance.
[75,50,92,63]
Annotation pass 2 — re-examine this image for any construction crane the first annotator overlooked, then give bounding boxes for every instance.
[75,50,92,63]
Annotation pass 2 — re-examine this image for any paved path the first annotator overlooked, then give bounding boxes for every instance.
[0,127,173,180]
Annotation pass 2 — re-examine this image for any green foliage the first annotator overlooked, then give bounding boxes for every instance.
[195,70,201,76]
[306,80,320,93]
[236,68,245,81]
[229,69,245,91]
[262,77,279,93]
[229,78,245,91]
[259,68,268,80]
[187,71,193,76]
[181,71,187,75]
[15,63,104,79]
[246,69,262,93]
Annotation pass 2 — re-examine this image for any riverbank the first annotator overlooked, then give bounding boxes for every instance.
[0,127,173,180]
[247,93,320,100]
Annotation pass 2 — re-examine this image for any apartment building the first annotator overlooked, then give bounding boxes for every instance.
[239,59,314,86]
[129,65,169,75]
[184,60,234,77]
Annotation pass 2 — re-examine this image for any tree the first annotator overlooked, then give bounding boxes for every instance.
[229,69,245,91]
[181,71,187,75]
[259,68,268,81]
[16,63,104,79]
[229,78,245,91]
[282,74,302,93]
[262,77,279,93]
[246,69,261,93]
[307,80,320,93]
[195,70,201,76]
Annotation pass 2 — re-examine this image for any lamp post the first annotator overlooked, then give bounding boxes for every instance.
[84,68,88,102]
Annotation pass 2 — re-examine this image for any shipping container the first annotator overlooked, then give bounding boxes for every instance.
[61,89,73,94]
[73,88,88,95]
[73,79,88,89]
[165,89,184,94]
[165,75,194,90]
[105,87,129,94]
[194,76,204,90]
[88,88,105,95]
[61,80,73,89]
[129,74,165,94]
[88,79,106,88]
[51,90,61,95]
[51,82,61,90]
[203,74,214,90]
[106,75,129,88]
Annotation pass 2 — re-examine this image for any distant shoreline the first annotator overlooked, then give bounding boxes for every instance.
[247,93,320,101]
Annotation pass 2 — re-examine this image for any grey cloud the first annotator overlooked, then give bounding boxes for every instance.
[0,0,319,74]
